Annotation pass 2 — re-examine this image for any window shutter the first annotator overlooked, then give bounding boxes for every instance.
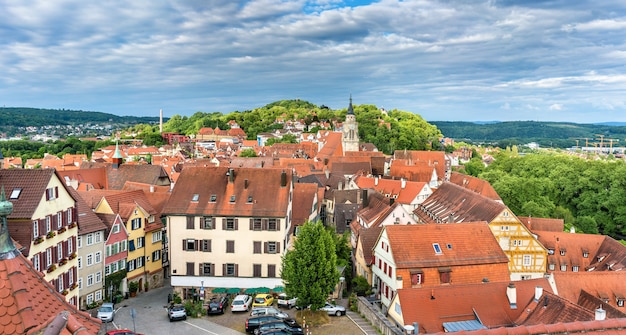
[64,272,69,288]
[211,264,215,277]
[208,240,212,252]
[53,247,58,263]
[46,190,50,201]
[277,242,281,253]
[55,187,59,199]
[249,219,254,230]
[222,218,226,230]
[277,219,281,229]
[235,264,239,277]
[199,263,203,276]
[63,210,67,225]
[195,239,200,251]
[63,241,68,258]
[183,239,186,250]
[262,219,268,230]
[264,242,268,253]
[222,264,227,276]
[234,219,238,230]
[211,218,216,229]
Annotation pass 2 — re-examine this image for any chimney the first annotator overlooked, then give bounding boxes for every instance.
[534,286,543,302]
[325,168,329,179]
[228,168,234,183]
[375,177,379,186]
[281,170,287,187]
[150,185,154,193]
[506,283,517,309]
[570,226,575,233]
[401,178,406,189]
[244,179,249,189]
[595,306,606,320]
[448,212,454,223]
[362,189,369,207]
[338,182,343,190]
[396,276,403,290]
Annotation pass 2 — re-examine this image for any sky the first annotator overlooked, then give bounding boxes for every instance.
[1,0,625,123]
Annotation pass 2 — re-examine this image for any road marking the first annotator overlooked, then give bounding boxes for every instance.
[182,321,223,335]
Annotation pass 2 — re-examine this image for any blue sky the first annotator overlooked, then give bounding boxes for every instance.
[1,0,625,123]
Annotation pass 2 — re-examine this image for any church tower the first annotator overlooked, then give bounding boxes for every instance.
[342,95,360,153]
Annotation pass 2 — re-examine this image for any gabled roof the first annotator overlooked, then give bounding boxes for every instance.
[383,223,509,268]
[389,160,437,183]
[162,166,292,217]
[356,190,391,226]
[291,182,319,228]
[414,182,506,224]
[393,150,447,182]
[99,189,157,220]
[354,175,428,204]
[518,216,564,232]
[315,131,343,161]
[56,167,109,190]
[552,271,626,311]
[534,231,606,272]
[0,250,101,334]
[79,162,171,190]
[515,290,597,326]
[395,278,554,333]
[358,225,383,265]
[449,172,501,201]
[67,187,107,235]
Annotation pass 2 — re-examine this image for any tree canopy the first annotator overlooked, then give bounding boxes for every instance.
[281,221,340,310]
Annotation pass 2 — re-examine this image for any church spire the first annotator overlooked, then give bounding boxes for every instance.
[347,94,354,115]
[0,185,20,260]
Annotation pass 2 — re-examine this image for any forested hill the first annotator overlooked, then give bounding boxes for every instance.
[0,107,160,128]
[432,121,626,148]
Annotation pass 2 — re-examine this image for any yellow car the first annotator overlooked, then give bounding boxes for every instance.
[252,294,274,307]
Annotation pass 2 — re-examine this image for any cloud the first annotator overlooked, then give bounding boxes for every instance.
[0,0,625,123]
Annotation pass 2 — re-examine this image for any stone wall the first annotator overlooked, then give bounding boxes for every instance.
[356,297,405,335]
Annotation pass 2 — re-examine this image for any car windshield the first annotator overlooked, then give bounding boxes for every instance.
[254,298,265,303]
[99,306,113,312]
[171,306,184,311]
[233,300,243,305]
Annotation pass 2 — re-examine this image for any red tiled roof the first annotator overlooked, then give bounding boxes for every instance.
[552,271,626,311]
[393,150,448,182]
[518,216,564,232]
[534,231,606,273]
[359,225,382,265]
[291,183,319,231]
[436,318,626,335]
[162,166,292,217]
[449,172,501,201]
[354,175,428,204]
[0,253,102,334]
[384,223,509,268]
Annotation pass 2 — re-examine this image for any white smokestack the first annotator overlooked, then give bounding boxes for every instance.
[534,286,543,301]
[506,283,517,309]
[595,306,606,320]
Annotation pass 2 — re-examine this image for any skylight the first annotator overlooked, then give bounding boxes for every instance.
[433,243,442,254]
[10,188,22,199]
[210,194,217,202]
[192,194,199,202]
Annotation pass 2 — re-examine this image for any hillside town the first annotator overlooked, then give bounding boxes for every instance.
[0,100,625,335]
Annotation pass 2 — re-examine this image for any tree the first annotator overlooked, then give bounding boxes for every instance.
[281,221,339,311]
[239,148,257,157]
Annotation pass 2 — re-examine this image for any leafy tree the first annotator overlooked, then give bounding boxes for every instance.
[281,221,339,311]
[351,276,371,296]
[239,148,257,157]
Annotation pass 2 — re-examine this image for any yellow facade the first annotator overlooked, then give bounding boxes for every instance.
[489,209,548,280]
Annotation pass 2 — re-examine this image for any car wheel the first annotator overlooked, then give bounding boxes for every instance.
[335,310,341,316]
[169,318,173,322]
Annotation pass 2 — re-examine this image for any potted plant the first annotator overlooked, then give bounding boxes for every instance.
[34,236,44,245]
[58,227,66,234]
[144,281,149,292]
[129,281,139,297]
[46,231,56,239]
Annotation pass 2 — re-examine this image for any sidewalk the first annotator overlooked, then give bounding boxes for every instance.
[340,298,379,335]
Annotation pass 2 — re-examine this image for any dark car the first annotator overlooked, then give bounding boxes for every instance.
[253,320,304,335]
[207,295,229,315]
[245,315,282,333]
[258,330,293,335]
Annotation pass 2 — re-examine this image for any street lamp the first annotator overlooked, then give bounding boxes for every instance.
[339,277,345,300]
[200,280,204,301]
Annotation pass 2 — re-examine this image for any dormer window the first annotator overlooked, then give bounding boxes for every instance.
[192,194,199,202]
[617,298,625,307]
[582,251,589,258]
[247,196,253,203]
[433,243,442,255]
[560,264,567,271]
[230,195,236,203]
[560,249,566,256]
[210,194,217,202]
[547,248,555,255]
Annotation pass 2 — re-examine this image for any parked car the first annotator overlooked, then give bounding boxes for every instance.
[252,293,275,307]
[231,294,254,312]
[97,302,115,323]
[106,330,144,335]
[253,320,304,335]
[250,306,289,319]
[207,295,229,315]
[167,304,187,321]
[276,293,298,309]
[319,302,346,316]
[257,330,293,335]
[245,315,282,333]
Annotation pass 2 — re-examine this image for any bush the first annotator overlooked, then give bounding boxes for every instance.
[351,276,371,296]
[183,300,204,317]
[129,281,139,293]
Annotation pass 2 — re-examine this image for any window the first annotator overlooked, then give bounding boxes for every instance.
[136,237,144,249]
[95,251,101,264]
[85,293,92,304]
[252,218,262,231]
[77,236,82,248]
[152,250,161,261]
[548,263,555,271]
[202,217,214,229]
[95,232,101,243]
[111,262,118,273]
[186,217,195,229]
[247,196,253,203]
[56,243,63,262]
[501,225,509,231]
[202,239,211,252]
[136,256,143,268]
[57,213,62,229]
[105,265,111,275]
[67,238,73,254]
[127,259,135,272]
[523,255,532,267]
[112,224,120,234]
[95,271,102,283]
[267,242,277,254]
[33,221,39,238]
[77,257,82,269]
[547,248,555,255]
[46,248,53,266]
[86,254,93,266]
[46,217,51,234]
[46,187,57,201]
[253,241,262,254]
[225,263,236,276]
[10,188,21,199]
[202,263,213,276]
[152,231,162,243]
[253,264,262,277]
[192,194,199,202]
[32,255,40,272]
[572,265,579,272]
[58,275,64,292]
[439,269,451,284]
[410,271,423,285]
[433,243,442,254]
[87,274,94,287]
[226,240,235,253]
[78,278,83,290]
[268,219,277,231]
[560,249,566,256]
[67,208,73,225]
[230,195,236,203]
[210,194,217,202]
[185,239,196,251]
[560,264,567,271]
[583,251,589,258]
[86,234,93,246]
[132,218,142,230]
[225,218,236,230]
[618,298,625,307]
[268,264,276,277]
[95,290,102,302]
